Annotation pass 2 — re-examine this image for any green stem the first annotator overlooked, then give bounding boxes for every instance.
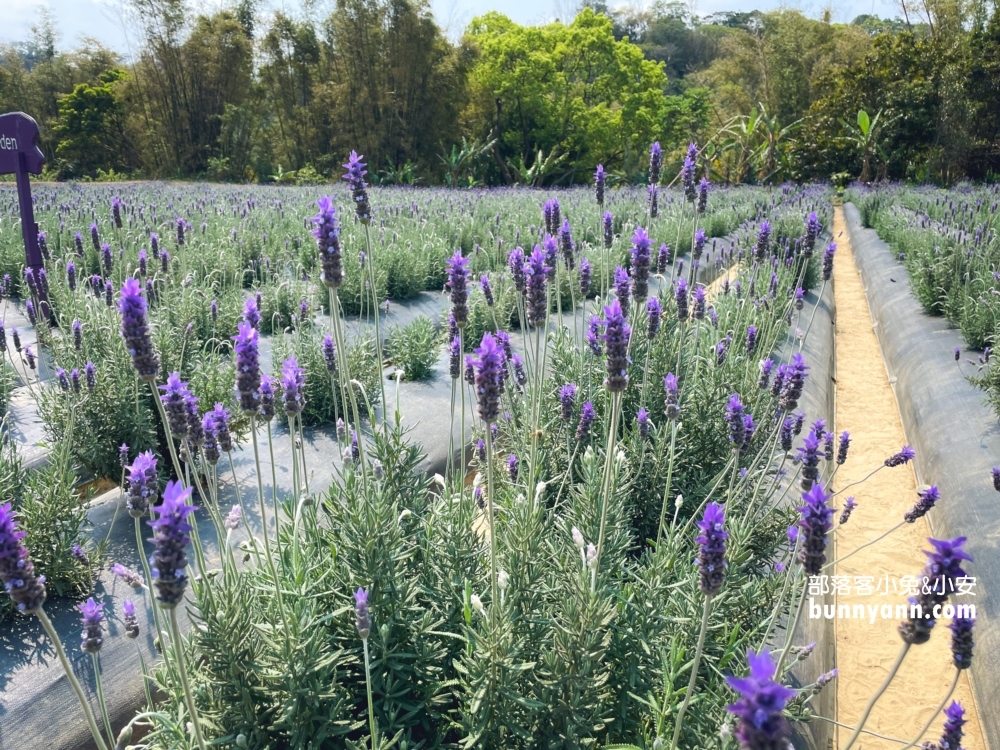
[655,421,679,546]
[92,653,115,748]
[363,637,378,749]
[594,390,622,583]
[668,594,714,750]
[35,609,111,750]
[167,607,209,750]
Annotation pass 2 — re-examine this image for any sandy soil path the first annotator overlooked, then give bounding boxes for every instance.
[832,204,984,749]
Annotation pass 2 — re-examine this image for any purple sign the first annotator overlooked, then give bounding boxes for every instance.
[0,112,48,317]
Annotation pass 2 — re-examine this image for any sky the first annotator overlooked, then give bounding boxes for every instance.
[1,0,903,52]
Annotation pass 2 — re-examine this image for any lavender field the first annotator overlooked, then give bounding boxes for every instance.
[0,156,988,750]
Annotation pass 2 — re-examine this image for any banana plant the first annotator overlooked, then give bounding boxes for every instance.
[438,137,497,187]
[506,145,569,187]
[838,108,896,183]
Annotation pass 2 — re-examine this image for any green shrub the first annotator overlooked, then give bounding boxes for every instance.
[387,316,441,381]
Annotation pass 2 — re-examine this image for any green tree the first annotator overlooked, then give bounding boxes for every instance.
[464,8,670,184]
[52,69,137,176]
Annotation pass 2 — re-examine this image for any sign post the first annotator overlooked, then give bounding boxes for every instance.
[0,112,48,318]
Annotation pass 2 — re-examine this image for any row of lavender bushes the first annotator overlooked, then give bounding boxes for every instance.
[0,154,977,750]
[0,164,803,618]
[850,183,1000,420]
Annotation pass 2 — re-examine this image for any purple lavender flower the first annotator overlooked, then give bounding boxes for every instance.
[746,325,758,355]
[160,372,191,438]
[281,357,306,416]
[885,445,915,467]
[542,234,559,281]
[85,361,96,391]
[127,451,159,518]
[449,336,462,380]
[803,212,821,257]
[724,394,746,447]
[471,332,505,424]
[11,327,20,353]
[208,403,233,453]
[601,299,631,393]
[636,408,650,440]
[507,453,519,483]
[579,256,592,296]
[798,430,822,491]
[905,485,940,523]
[939,701,966,750]
[464,355,475,385]
[648,141,662,184]
[696,502,727,595]
[697,177,709,214]
[648,185,659,218]
[837,431,851,465]
[122,599,140,638]
[342,151,371,223]
[715,337,730,366]
[559,219,575,270]
[779,353,808,411]
[479,274,495,307]
[822,242,836,281]
[681,143,697,202]
[148,481,195,608]
[101,242,113,275]
[839,497,857,526]
[0,502,47,612]
[664,373,680,420]
[594,165,606,205]
[950,616,974,670]
[355,587,371,638]
[797,484,834,575]
[72,319,82,350]
[243,296,261,329]
[161,249,170,274]
[603,211,613,248]
[79,597,104,653]
[74,231,84,256]
[312,196,343,288]
[233,322,261,413]
[259,374,276,422]
[613,265,630,316]
[586,314,602,356]
[755,220,771,262]
[899,537,972,644]
[104,279,114,307]
[726,649,796,750]
[559,383,577,421]
[647,298,661,339]
[675,277,689,321]
[321,334,338,373]
[138,249,147,277]
[576,401,596,440]
[780,417,795,453]
[693,285,706,320]
[149,232,159,257]
[511,353,527,389]
[823,431,834,461]
[202,413,220,465]
[693,228,706,262]
[757,359,773,390]
[446,251,470,327]
[526,246,550,328]
[508,247,526,293]
[176,217,186,245]
[630,227,651,301]
[56,367,69,392]
[119,277,159,380]
[111,562,144,589]
[657,243,671,275]
[66,260,77,291]
[794,287,805,311]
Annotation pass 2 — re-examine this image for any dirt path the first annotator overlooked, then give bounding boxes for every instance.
[832,205,984,749]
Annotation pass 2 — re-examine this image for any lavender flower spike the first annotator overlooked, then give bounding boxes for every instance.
[905,485,940,523]
[885,445,915,467]
[0,502,47,612]
[446,251,470,328]
[281,357,306,416]
[950,616,975,671]
[123,599,140,639]
[355,587,371,638]
[630,226,651,301]
[601,298,631,393]
[342,151,372,223]
[233,322,261,413]
[79,598,104,653]
[148,480,195,608]
[118,277,160,381]
[696,502,728,595]
[797,484,834,575]
[312,196,343,288]
[471,332,505,424]
[899,537,973,645]
[664,373,680,420]
[127,451,159,518]
[726,649,796,750]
